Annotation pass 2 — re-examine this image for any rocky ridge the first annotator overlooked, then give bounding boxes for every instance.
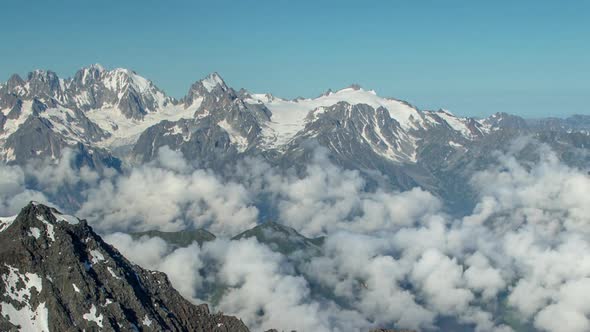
[0,202,249,332]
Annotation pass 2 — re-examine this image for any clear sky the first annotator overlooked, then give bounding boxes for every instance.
[1,0,588,118]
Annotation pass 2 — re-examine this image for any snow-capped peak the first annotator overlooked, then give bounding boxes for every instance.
[103,68,152,94]
[255,84,424,130]
[75,65,155,94]
[247,84,427,150]
[65,65,174,120]
[88,63,105,72]
[183,72,232,108]
[200,72,227,92]
[29,69,53,78]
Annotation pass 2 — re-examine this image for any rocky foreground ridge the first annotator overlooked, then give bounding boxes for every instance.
[0,202,249,331]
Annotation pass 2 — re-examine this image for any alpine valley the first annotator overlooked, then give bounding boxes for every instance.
[0,65,589,332]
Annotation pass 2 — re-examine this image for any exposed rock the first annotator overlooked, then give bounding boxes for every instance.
[0,202,250,331]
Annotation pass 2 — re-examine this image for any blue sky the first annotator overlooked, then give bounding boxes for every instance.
[1,0,588,118]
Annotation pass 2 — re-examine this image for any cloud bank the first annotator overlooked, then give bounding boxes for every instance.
[79,147,258,235]
[2,143,589,332]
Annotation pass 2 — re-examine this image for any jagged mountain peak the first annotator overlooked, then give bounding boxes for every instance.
[74,64,157,93]
[0,69,64,102]
[73,63,106,84]
[184,72,232,108]
[6,73,25,87]
[67,65,173,119]
[435,108,454,116]
[0,201,250,331]
[1,69,61,87]
[104,68,154,94]
[87,63,106,72]
[27,69,60,82]
[201,72,228,92]
[0,65,174,121]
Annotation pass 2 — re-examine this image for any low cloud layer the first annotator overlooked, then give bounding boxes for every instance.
[231,149,442,236]
[79,147,258,235]
[2,143,590,332]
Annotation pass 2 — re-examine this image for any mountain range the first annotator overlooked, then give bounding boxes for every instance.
[1,65,587,331]
[1,65,589,213]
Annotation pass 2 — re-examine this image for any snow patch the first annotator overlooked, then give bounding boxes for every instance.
[0,215,16,233]
[0,301,49,332]
[87,101,200,148]
[0,265,48,330]
[142,315,153,327]
[90,250,105,264]
[2,147,16,162]
[201,73,225,92]
[52,211,79,225]
[2,265,43,303]
[449,141,464,148]
[83,304,104,328]
[36,215,55,242]
[107,267,121,280]
[435,110,473,138]
[163,124,191,142]
[0,100,34,140]
[218,119,249,152]
[40,106,90,145]
[29,227,41,239]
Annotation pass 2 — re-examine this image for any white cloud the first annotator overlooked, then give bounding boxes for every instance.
[78,147,258,235]
[0,163,49,215]
[2,142,589,332]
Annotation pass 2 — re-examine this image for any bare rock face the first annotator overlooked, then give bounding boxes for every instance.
[0,202,250,332]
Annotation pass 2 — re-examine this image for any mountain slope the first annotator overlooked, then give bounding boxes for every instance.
[0,202,249,331]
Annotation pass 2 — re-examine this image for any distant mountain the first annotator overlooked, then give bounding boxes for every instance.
[127,221,324,257]
[130,229,216,248]
[526,114,590,132]
[232,221,323,256]
[1,65,588,214]
[0,202,249,331]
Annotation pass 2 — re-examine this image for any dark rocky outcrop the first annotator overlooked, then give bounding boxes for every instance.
[0,202,249,332]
